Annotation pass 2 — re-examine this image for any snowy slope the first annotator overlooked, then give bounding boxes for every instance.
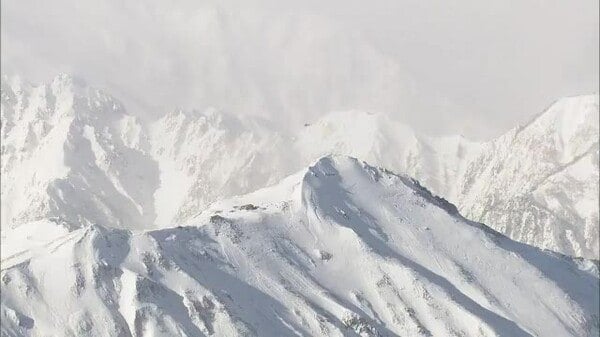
[295,110,482,199]
[2,156,598,337]
[1,75,598,259]
[0,74,158,232]
[0,75,299,231]
[149,108,296,226]
[294,99,600,259]
[0,75,295,233]
[455,95,600,259]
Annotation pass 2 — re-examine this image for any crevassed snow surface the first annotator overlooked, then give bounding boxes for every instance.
[1,75,597,259]
[1,156,598,337]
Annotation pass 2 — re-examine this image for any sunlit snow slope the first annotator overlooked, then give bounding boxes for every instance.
[455,95,600,259]
[2,156,598,337]
[1,75,598,259]
[295,97,600,259]
[1,75,158,230]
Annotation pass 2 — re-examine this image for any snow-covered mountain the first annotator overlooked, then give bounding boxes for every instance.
[294,97,600,259]
[455,95,599,260]
[0,75,158,231]
[2,156,598,337]
[295,110,483,199]
[148,109,297,226]
[1,75,598,261]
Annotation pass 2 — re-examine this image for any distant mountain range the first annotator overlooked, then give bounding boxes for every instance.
[1,74,599,337]
[2,74,597,259]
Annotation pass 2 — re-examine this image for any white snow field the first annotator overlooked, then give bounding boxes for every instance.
[1,156,598,337]
[1,75,598,259]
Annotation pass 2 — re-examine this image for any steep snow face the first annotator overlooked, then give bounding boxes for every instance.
[149,109,297,226]
[1,156,598,337]
[294,98,600,259]
[296,110,482,199]
[0,75,300,231]
[0,75,158,231]
[1,75,598,259]
[455,95,600,259]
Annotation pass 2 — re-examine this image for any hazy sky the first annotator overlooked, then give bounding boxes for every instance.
[2,0,598,139]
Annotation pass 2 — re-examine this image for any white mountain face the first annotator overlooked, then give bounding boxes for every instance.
[0,74,300,235]
[2,156,598,337]
[295,97,600,259]
[148,109,297,226]
[1,75,598,260]
[295,110,484,200]
[1,75,158,231]
[455,95,599,260]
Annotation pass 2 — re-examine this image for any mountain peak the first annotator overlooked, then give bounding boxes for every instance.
[3,155,597,337]
[2,75,598,259]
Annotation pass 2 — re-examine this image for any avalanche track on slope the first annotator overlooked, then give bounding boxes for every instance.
[1,156,598,337]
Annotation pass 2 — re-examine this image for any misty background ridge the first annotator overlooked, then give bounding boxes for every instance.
[1,0,598,139]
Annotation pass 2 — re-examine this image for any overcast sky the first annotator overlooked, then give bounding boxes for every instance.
[2,0,598,139]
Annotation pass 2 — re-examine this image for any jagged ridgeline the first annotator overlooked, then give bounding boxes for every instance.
[1,75,598,259]
[2,156,598,336]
